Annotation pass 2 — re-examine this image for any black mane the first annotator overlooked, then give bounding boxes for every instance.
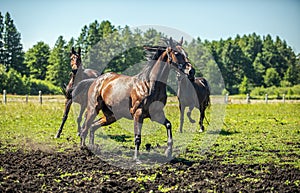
[135,46,166,81]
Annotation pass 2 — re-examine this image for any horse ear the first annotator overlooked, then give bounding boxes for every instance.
[179,37,183,46]
[71,47,75,54]
[77,47,81,55]
[169,37,175,49]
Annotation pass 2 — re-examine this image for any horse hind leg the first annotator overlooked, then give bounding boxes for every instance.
[149,103,173,159]
[199,106,205,133]
[80,107,97,147]
[89,112,116,146]
[77,105,85,136]
[133,108,143,162]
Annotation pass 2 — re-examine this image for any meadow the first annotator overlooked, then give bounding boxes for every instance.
[0,95,299,192]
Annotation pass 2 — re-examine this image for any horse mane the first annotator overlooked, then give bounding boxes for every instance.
[135,46,166,81]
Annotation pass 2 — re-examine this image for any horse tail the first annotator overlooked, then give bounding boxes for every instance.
[198,77,211,108]
[60,83,67,98]
[72,78,96,102]
[204,79,211,108]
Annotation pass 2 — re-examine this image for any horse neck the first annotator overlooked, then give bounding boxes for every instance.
[73,66,84,85]
[148,52,171,85]
[178,75,189,94]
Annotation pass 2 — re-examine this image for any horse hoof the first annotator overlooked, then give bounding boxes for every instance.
[54,134,60,139]
[190,119,196,123]
[77,132,81,137]
[199,127,204,133]
[165,149,172,159]
[135,158,142,165]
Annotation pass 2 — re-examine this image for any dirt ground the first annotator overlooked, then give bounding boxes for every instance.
[1,146,299,193]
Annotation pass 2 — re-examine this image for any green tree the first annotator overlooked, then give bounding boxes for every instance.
[264,68,280,87]
[220,40,246,93]
[5,68,28,94]
[239,76,250,94]
[77,20,116,62]
[86,20,100,49]
[0,64,7,91]
[98,20,116,38]
[252,53,265,86]
[46,36,70,87]
[3,12,25,74]
[284,53,300,85]
[24,41,50,79]
[143,28,164,45]
[76,25,88,57]
[0,12,4,66]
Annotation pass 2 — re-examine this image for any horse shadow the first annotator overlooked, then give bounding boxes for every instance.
[107,134,132,142]
[206,128,240,136]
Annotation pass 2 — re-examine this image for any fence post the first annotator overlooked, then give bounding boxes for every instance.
[39,91,42,104]
[224,93,228,104]
[265,94,268,104]
[3,90,7,104]
[283,94,285,103]
[246,93,250,104]
[26,94,29,103]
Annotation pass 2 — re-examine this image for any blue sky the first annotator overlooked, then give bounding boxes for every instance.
[1,0,300,53]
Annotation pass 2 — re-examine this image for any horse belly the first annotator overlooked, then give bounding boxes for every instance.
[102,80,133,120]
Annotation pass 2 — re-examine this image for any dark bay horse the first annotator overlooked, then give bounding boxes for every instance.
[177,69,210,133]
[76,38,190,160]
[55,47,100,138]
[170,38,210,133]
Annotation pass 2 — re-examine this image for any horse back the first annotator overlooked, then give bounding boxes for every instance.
[83,69,101,79]
[89,72,133,106]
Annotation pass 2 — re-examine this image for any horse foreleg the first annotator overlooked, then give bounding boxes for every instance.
[187,106,196,123]
[150,107,173,159]
[133,109,143,162]
[179,103,185,133]
[164,118,173,159]
[55,99,72,138]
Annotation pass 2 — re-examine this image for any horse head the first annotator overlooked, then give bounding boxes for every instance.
[167,37,195,81]
[70,47,82,75]
[165,37,193,76]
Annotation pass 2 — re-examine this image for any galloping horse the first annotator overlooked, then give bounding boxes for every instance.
[55,47,100,138]
[177,67,210,133]
[76,38,190,160]
[170,39,210,133]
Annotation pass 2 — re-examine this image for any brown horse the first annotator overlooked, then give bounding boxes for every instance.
[77,38,190,161]
[170,39,210,133]
[55,47,100,138]
[177,67,210,133]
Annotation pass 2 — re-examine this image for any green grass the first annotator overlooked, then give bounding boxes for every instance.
[190,103,300,168]
[0,101,79,152]
[0,96,299,168]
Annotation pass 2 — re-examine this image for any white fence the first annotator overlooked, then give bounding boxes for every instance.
[1,90,65,104]
[1,90,297,105]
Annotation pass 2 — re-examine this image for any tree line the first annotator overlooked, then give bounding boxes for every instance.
[0,11,299,95]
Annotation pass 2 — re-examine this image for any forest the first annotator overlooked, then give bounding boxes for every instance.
[0,11,299,95]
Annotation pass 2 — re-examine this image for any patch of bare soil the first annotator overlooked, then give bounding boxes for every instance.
[0,147,299,192]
